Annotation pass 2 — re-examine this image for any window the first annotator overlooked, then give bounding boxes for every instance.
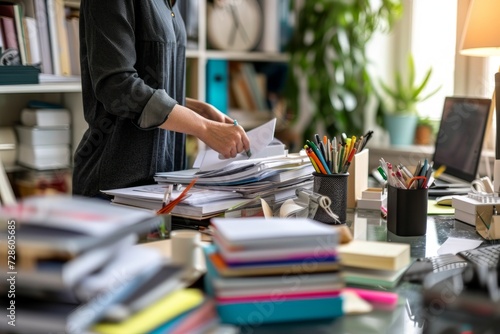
[411,0,457,120]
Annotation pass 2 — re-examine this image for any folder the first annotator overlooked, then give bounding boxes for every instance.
[206,59,228,114]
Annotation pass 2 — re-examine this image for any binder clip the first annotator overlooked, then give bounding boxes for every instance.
[295,188,340,223]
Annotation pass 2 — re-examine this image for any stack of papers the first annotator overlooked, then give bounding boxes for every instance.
[204,217,344,325]
[101,119,315,220]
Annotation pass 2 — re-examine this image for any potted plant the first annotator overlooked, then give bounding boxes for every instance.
[376,54,441,146]
[284,0,403,142]
[414,116,436,145]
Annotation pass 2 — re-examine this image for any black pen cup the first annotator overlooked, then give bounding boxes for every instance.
[312,172,349,225]
[387,185,428,236]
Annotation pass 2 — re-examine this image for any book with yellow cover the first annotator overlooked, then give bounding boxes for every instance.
[92,289,204,334]
[338,240,410,271]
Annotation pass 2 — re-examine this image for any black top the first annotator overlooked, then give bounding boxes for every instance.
[73,0,187,197]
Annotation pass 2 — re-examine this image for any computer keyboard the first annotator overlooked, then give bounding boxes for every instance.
[458,243,500,268]
[404,244,500,283]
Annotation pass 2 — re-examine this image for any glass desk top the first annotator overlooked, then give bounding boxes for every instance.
[246,209,488,334]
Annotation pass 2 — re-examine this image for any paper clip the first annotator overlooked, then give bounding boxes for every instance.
[407,176,427,189]
[162,184,174,206]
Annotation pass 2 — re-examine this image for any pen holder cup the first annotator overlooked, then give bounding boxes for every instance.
[346,149,369,209]
[387,185,428,236]
[312,172,349,225]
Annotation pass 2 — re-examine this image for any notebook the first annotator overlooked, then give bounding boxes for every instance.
[430,96,492,196]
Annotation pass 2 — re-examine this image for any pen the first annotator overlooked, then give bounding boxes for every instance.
[342,147,357,173]
[360,130,373,150]
[315,134,327,160]
[306,140,332,174]
[304,146,322,173]
[305,145,327,174]
[233,119,252,157]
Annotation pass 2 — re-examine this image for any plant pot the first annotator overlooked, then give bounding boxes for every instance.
[384,114,418,146]
[414,125,433,145]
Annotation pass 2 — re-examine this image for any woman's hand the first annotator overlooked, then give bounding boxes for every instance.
[186,98,233,124]
[160,103,250,159]
[201,121,250,159]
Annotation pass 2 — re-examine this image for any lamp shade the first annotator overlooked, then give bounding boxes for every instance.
[460,0,500,57]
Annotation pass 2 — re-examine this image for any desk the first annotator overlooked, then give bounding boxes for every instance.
[139,210,485,334]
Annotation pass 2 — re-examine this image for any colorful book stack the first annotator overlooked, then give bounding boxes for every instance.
[0,196,217,334]
[204,217,344,325]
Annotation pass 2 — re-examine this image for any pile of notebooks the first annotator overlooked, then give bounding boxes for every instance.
[0,66,39,85]
[0,195,216,333]
[204,217,344,325]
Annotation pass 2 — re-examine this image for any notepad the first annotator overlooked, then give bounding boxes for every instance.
[338,240,410,271]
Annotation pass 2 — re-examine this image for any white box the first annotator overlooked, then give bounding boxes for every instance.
[17,144,70,170]
[21,108,71,127]
[361,188,385,200]
[16,126,70,146]
[452,195,498,227]
[357,193,387,210]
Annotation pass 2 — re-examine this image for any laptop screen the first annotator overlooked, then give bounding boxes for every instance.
[432,96,491,183]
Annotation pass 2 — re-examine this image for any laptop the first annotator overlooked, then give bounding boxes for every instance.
[429,96,492,196]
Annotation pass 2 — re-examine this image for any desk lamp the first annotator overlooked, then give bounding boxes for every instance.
[459,0,500,193]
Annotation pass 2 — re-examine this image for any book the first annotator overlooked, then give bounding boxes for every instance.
[21,107,71,127]
[158,299,218,334]
[91,289,205,334]
[338,240,411,271]
[210,217,339,250]
[102,264,185,321]
[0,265,162,334]
[0,2,26,65]
[170,198,245,220]
[65,16,79,75]
[0,15,18,54]
[0,65,39,84]
[9,234,138,291]
[22,16,40,65]
[208,250,339,277]
[0,195,161,256]
[15,125,70,145]
[33,0,53,73]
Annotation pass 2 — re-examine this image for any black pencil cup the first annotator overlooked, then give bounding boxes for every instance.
[312,172,349,225]
[387,185,428,236]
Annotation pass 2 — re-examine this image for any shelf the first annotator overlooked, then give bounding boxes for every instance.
[0,82,82,94]
[186,49,289,62]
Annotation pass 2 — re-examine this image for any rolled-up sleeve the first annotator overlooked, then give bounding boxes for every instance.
[138,89,178,129]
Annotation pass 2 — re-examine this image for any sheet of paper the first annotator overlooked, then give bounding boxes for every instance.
[436,237,483,255]
[197,118,277,172]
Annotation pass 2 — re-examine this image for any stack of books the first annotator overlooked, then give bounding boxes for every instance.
[204,217,344,325]
[0,195,214,333]
[15,102,71,169]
